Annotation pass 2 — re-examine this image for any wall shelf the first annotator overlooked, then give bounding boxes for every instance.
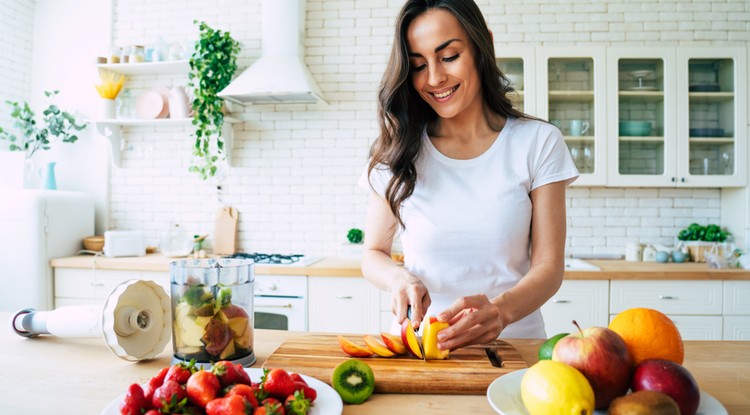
[93,117,241,167]
[96,60,190,75]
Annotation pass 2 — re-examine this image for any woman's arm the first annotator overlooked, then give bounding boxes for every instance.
[436,180,568,349]
[361,190,431,327]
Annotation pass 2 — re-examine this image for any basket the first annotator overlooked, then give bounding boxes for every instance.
[83,235,105,251]
[685,242,722,263]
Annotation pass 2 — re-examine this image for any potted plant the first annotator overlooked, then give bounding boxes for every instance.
[677,223,730,262]
[0,90,87,188]
[188,21,240,179]
[339,228,365,259]
[0,90,87,159]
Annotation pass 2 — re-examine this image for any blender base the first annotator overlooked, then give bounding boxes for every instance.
[171,351,257,370]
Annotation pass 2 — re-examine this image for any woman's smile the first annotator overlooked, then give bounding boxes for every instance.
[431,85,460,101]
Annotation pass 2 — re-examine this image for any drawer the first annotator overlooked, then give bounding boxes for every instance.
[723,281,750,315]
[610,280,722,315]
[609,314,722,341]
[541,280,609,336]
[54,268,144,301]
[723,316,750,340]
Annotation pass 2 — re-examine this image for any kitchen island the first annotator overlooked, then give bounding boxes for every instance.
[1,311,748,414]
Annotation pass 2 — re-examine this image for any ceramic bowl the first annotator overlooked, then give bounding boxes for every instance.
[619,120,652,136]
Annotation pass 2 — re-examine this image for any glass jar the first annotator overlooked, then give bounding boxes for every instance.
[129,45,145,63]
[117,89,135,119]
[170,258,256,368]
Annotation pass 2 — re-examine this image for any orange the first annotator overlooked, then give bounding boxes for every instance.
[609,307,684,366]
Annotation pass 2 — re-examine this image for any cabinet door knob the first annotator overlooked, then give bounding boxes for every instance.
[552,299,570,303]
[680,177,686,183]
[671,177,676,182]
[659,295,676,300]
[335,295,353,300]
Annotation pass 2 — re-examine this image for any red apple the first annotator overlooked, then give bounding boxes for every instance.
[552,320,632,409]
[631,359,701,415]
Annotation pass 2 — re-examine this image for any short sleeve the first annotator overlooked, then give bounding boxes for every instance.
[530,125,579,191]
[358,162,392,197]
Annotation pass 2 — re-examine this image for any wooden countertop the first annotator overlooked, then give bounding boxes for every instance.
[50,254,750,280]
[0,311,747,414]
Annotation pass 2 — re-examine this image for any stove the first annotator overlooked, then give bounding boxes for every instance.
[223,252,322,267]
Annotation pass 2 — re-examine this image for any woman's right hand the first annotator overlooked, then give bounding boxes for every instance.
[390,270,430,329]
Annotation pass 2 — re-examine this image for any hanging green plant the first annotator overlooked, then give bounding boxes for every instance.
[188,20,240,179]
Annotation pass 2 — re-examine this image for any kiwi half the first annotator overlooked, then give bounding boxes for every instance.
[331,359,375,404]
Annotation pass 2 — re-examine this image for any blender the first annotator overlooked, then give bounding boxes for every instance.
[170,258,256,368]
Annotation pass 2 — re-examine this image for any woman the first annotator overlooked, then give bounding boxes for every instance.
[360,0,578,351]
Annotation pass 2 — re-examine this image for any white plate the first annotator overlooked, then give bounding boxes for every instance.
[487,368,727,415]
[102,367,343,415]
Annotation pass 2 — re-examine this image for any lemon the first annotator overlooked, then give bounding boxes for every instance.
[520,360,595,415]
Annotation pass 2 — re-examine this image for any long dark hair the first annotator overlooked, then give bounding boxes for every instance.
[368,0,530,228]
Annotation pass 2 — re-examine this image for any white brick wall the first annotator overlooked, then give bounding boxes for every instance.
[0,0,34,149]
[54,0,750,256]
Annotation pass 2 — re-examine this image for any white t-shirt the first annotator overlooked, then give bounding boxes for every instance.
[360,117,579,338]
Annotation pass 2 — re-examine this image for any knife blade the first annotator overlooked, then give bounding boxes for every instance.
[407,305,426,360]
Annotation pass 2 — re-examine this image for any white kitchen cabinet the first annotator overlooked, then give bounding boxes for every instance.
[607,47,747,187]
[723,281,750,340]
[609,280,723,340]
[379,290,394,333]
[54,268,169,307]
[92,61,240,167]
[307,276,381,334]
[541,280,609,336]
[536,47,608,186]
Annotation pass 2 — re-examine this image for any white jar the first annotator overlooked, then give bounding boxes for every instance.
[625,242,643,262]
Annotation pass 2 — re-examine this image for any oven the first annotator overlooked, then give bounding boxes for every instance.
[224,253,319,331]
[254,274,307,331]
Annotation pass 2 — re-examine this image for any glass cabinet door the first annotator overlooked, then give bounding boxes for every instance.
[495,47,536,117]
[687,58,735,176]
[607,48,677,187]
[677,48,746,187]
[538,47,606,186]
[616,58,666,176]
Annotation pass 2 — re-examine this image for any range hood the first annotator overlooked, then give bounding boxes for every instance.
[218,0,326,105]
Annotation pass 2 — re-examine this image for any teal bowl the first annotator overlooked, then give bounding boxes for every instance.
[619,121,652,136]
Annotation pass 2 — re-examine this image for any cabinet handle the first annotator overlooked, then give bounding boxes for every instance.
[256,303,293,309]
[552,299,570,303]
[90,282,104,287]
[659,295,676,300]
[336,295,353,300]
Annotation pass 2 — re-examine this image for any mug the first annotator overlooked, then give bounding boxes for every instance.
[569,120,590,136]
[625,242,642,262]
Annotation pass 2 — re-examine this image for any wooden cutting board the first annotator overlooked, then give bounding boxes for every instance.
[213,205,238,255]
[261,334,527,395]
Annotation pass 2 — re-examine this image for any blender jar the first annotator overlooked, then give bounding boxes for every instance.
[170,258,255,368]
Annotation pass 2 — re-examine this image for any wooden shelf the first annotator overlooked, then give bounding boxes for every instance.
[564,136,595,142]
[689,137,734,144]
[548,90,595,102]
[688,92,735,103]
[96,60,190,75]
[619,90,664,102]
[619,136,664,142]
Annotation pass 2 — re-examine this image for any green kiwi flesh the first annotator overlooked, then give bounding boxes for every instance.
[331,359,375,404]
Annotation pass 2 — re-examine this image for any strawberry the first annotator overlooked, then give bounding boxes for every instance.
[143,411,160,415]
[119,383,148,415]
[166,361,195,385]
[151,379,187,412]
[144,367,169,402]
[213,360,241,387]
[206,395,249,415]
[256,400,285,415]
[284,390,312,415]
[262,368,296,400]
[289,373,306,386]
[294,381,317,402]
[186,370,220,408]
[224,383,259,409]
[234,363,253,385]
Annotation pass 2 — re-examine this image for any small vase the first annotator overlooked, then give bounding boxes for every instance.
[41,161,57,190]
[100,98,116,119]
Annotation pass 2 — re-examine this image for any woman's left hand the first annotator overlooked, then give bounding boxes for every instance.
[435,294,505,351]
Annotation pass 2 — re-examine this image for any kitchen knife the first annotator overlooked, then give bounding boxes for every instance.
[407,305,426,360]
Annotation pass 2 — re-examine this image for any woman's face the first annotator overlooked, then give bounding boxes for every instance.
[406,8,482,119]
